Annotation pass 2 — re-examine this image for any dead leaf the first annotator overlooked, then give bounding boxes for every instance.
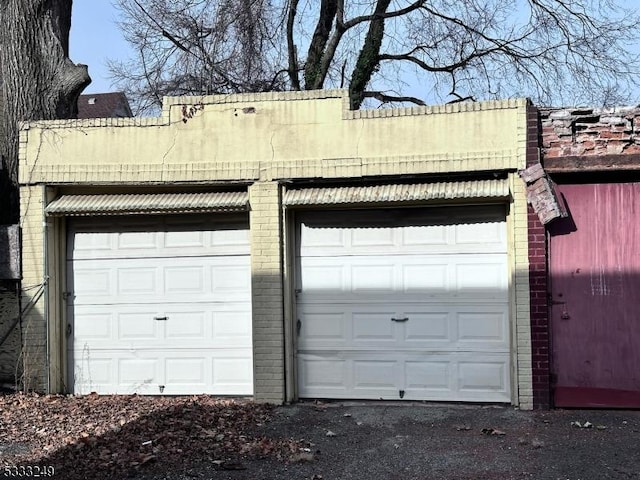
[0,393,299,480]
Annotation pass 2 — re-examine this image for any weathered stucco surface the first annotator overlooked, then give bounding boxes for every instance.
[19,90,533,407]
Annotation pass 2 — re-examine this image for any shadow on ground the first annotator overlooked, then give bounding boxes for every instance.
[6,399,640,480]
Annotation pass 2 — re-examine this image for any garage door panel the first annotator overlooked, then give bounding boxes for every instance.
[212,356,253,391]
[457,310,509,347]
[458,359,508,395]
[298,352,510,401]
[351,228,395,247]
[73,268,111,297]
[69,216,249,259]
[72,355,159,395]
[164,265,205,294]
[119,358,158,386]
[299,304,508,351]
[302,311,347,342]
[68,216,252,395]
[298,357,349,396]
[402,264,448,292]
[71,348,252,395]
[117,231,158,250]
[296,207,510,402]
[72,358,113,393]
[212,310,253,346]
[455,221,505,245]
[164,230,207,249]
[73,232,112,252]
[353,360,399,391]
[351,264,394,291]
[298,263,346,292]
[211,263,252,295]
[402,225,448,246]
[299,255,507,302]
[455,260,508,294]
[165,358,206,385]
[406,355,509,401]
[70,255,250,304]
[405,361,451,392]
[73,306,163,346]
[118,312,161,341]
[164,311,206,339]
[352,311,397,342]
[402,312,451,342]
[117,267,157,295]
[73,303,251,349]
[73,311,113,340]
[298,209,507,257]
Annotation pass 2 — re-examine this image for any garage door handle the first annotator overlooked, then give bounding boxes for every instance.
[154,316,169,321]
[391,317,409,322]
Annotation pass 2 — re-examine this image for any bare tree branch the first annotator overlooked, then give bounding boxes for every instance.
[363,91,426,106]
[110,0,640,113]
[343,0,425,29]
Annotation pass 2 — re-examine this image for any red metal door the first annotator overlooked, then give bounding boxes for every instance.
[550,182,640,408]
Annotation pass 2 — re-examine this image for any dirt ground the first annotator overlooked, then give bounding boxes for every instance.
[1,394,639,479]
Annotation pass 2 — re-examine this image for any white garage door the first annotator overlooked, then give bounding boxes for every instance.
[67,215,252,395]
[296,206,510,402]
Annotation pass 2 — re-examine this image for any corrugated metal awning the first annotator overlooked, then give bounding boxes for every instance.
[45,192,249,216]
[284,179,509,206]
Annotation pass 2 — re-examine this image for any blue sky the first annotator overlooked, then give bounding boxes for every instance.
[70,0,130,94]
[70,0,640,103]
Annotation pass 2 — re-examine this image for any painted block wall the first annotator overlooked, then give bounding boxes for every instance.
[19,90,533,407]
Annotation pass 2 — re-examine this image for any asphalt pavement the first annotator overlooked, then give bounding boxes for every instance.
[139,401,640,480]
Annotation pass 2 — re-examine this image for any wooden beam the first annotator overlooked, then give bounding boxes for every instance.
[544,154,640,173]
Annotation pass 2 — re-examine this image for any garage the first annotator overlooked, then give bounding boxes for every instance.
[295,205,511,402]
[64,210,252,395]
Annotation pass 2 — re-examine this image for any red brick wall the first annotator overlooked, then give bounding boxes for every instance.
[527,104,551,409]
[541,107,640,158]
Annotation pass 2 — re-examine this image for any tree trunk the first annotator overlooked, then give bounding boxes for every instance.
[348,0,391,109]
[304,0,338,90]
[0,0,90,223]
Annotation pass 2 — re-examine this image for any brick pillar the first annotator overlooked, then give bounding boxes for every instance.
[248,181,285,403]
[526,105,551,409]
